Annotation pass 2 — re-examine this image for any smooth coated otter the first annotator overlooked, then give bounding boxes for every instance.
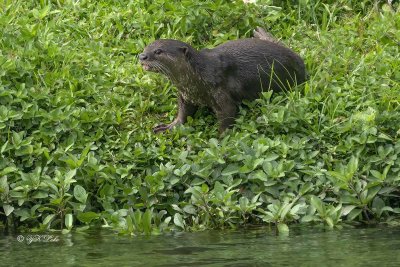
[139,27,307,133]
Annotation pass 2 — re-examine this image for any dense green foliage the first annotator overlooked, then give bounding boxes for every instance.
[1,0,399,234]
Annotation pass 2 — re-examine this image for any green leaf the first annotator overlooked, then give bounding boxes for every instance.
[346,156,358,179]
[250,170,268,181]
[290,204,302,215]
[341,205,357,216]
[3,204,14,216]
[61,229,70,235]
[173,213,185,229]
[301,215,315,223]
[277,223,289,235]
[32,6,51,19]
[64,169,77,184]
[327,171,347,183]
[239,197,249,211]
[299,182,313,195]
[0,176,9,195]
[1,141,8,153]
[191,188,204,203]
[39,5,51,19]
[183,205,197,215]
[74,185,88,204]
[370,170,383,180]
[76,226,90,232]
[43,214,55,225]
[32,9,40,19]
[132,210,142,230]
[126,214,133,232]
[213,181,225,195]
[201,183,209,193]
[174,164,191,177]
[252,158,264,169]
[326,217,334,228]
[347,208,362,221]
[280,202,293,221]
[393,208,400,214]
[14,208,30,221]
[363,186,381,204]
[32,191,48,199]
[221,164,240,176]
[77,212,99,223]
[77,143,93,167]
[143,209,152,234]
[262,161,273,175]
[310,196,325,215]
[15,145,33,156]
[12,131,22,146]
[263,153,279,162]
[65,214,73,230]
[372,197,385,217]
[0,166,17,177]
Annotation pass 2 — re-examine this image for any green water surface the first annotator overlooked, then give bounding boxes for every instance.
[1,226,400,266]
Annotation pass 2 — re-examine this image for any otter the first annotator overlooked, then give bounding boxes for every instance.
[139,27,307,134]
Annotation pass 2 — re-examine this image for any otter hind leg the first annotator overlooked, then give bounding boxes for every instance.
[153,94,198,133]
[213,96,238,134]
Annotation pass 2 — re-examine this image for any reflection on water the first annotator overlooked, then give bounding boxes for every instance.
[1,226,400,266]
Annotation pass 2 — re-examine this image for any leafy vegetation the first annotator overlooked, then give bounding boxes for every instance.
[1,0,399,235]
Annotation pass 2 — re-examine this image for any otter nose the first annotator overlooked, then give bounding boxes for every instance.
[139,53,148,61]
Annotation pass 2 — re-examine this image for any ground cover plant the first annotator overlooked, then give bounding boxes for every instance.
[1,0,399,234]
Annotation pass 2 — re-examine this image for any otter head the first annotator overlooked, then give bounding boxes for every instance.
[139,39,195,77]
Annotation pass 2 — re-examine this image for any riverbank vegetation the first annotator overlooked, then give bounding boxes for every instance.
[1,0,399,234]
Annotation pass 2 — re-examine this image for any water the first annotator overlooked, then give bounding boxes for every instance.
[1,226,400,266]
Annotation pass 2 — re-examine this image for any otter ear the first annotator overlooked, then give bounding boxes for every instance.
[179,46,191,59]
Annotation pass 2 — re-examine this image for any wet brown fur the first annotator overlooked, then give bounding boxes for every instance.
[139,28,307,134]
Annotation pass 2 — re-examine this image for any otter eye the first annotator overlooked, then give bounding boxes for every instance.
[154,49,163,55]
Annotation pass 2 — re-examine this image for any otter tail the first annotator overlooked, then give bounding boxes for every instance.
[253,27,282,44]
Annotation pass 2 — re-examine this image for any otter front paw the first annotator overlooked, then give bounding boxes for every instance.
[153,123,171,133]
[153,120,181,133]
